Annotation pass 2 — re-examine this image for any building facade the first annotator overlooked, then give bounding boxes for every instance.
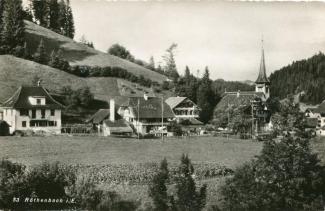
[118,96,175,136]
[0,86,64,134]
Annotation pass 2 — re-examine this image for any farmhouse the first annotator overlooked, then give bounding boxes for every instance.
[165,96,203,134]
[306,101,325,136]
[0,85,64,134]
[118,95,175,136]
[88,99,133,136]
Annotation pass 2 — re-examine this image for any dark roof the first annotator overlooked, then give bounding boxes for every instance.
[313,101,325,114]
[255,48,270,84]
[103,119,133,133]
[305,118,318,128]
[165,97,187,109]
[87,109,110,124]
[215,92,263,112]
[121,97,175,119]
[180,118,204,125]
[0,86,64,109]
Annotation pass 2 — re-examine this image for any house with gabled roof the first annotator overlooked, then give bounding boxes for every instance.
[118,95,175,136]
[0,85,64,134]
[87,99,133,136]
[214,40,271,134]
[165,96,203,133]
[308,100,325,136]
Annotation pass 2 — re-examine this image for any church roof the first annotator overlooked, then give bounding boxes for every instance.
[255,44,270,84]
[215,91,264,112]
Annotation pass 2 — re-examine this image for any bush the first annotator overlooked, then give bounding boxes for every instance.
[221,137,325,211]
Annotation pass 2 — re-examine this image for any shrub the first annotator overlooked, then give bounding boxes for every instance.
[221,137,325,211]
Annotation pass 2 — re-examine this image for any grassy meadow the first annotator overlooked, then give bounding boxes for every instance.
[0,136,262,167]
[0,135,323,208]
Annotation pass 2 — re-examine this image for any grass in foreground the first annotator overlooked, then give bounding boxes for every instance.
[0,136,262,168]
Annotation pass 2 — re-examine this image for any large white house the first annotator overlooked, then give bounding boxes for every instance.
[0,85,64,134]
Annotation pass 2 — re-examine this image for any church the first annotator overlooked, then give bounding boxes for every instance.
[214,40,271,134]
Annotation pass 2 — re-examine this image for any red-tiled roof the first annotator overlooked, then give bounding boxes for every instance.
[0,86,64,109]
[121,97,175,119]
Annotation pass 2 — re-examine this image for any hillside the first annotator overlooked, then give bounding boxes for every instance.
[270,52,325,104]
[0,55,158,104]
[24,20,167,83]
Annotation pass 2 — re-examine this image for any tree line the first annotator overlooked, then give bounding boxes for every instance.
[26,0,75,39]
[270,52,325,104]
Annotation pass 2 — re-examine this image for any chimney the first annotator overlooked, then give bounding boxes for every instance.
[144,93,148,101]
[37,79,42,87]
[110,99,115,122]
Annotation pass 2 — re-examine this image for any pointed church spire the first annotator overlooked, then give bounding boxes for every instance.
[255,37,270,84]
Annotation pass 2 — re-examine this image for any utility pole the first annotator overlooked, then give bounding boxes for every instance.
[161,96,164,140]
[251,100,254,139]
[137,98,140,139]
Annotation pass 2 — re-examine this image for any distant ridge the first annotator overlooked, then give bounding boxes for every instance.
[24,20,167,83]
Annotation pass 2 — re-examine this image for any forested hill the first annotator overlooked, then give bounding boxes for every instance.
[270,52,325,104]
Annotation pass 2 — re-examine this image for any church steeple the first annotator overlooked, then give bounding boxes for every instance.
[255,37,270,100]
[255,38,270,84]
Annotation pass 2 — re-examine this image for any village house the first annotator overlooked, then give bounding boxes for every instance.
[165,96,203,134]
[118,95,175,136]
[0,85,64,134]
[305,101,325,136]
[87,99,133,136]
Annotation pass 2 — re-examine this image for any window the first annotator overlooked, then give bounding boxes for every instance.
[48,121,57,127]
[32,110,36,118]
[20,109,29,116]
[22,121,26,127]
[41,109,45,119]
[30,121,35,127]
[50,109,55,116]
[36,99,41,105]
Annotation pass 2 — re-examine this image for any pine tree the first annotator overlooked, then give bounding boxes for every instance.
[64,0,74,39]
[0,0,6,31]
[31,0,49,27]
[58,0,67,34]
[33,39,48,64]
[49,50,60,68]
[163,43,179,82]
[1,0,25,54]
[48,0,60,33]
[197,67,216,123]
[175,154,207,211]
[148,158,170,211]
[148,56,155,70]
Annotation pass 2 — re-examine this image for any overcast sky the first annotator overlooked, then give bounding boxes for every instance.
[69,1,325,81]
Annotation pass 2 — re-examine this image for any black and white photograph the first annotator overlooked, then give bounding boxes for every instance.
[0,0,325,210]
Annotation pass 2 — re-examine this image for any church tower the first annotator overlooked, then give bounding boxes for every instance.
[255,39,270,100]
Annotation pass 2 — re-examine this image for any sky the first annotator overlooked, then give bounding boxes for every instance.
[69,0,325,81]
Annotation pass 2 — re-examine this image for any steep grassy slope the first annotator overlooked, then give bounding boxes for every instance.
[24,21,167,83]
[0,55,157,104]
